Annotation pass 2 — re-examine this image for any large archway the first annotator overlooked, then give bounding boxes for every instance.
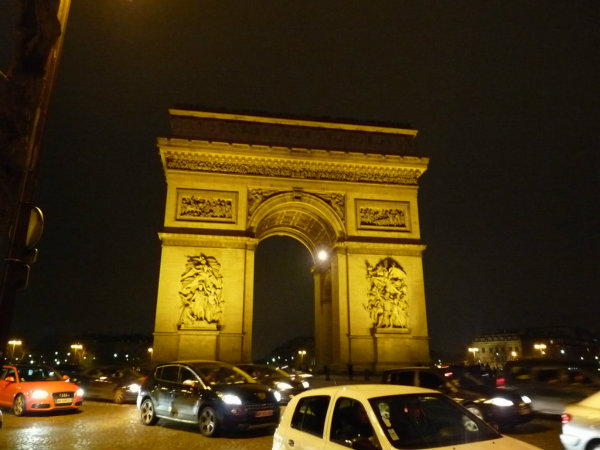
[252,236,313,362]
[152,108,430,371]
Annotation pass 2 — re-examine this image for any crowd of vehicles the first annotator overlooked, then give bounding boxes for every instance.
[1,358,599,449]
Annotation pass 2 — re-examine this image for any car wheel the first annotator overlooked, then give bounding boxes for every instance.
[13,394,27,416]
[140,398,158,425]
[465,404,484,421]
[113,389,125,404]
[198,406,219,437]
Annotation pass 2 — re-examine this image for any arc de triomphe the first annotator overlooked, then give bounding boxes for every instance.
[152,108,430,371]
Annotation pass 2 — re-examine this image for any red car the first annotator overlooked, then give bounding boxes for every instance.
[0,364,84,415]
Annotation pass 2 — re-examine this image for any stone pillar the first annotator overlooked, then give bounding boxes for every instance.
[313,266,332,368]
[241,242,256,362]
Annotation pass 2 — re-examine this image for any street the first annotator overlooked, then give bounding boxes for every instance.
[0,400,563,450]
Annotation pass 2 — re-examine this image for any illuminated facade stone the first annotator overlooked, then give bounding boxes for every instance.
[153,109,431,371]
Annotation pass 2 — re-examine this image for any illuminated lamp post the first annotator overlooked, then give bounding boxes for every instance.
[8,339,22,361]
[298,349,307,369]
[70,344,83,364]
[147,347,153,362]
[534,343,547,356]
[468,347,479,364]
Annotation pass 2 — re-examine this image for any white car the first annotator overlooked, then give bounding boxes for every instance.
[560,390,600,450]
[273,384,542,450]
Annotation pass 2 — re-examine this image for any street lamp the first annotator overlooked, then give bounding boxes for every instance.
[298,350,307,368]
[70,344,83,363]
[8,339,22,361]
[534,343,546,356]
[468,347,479,363]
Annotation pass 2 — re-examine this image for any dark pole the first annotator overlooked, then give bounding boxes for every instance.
[0,0,71,357]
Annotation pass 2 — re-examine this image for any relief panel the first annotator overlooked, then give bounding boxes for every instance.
[356,199,410,232]
[176,189,238,223]
[364,257,409,330]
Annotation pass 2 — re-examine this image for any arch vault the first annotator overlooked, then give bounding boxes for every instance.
[153,108,430,371]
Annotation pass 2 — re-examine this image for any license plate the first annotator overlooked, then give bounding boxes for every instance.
[255,409,273,418]
[55,397,73,404]
[519,407,531,415]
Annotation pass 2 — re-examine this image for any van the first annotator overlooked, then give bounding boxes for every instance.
[502,360,600,415]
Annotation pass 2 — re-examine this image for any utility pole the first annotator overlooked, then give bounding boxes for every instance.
[0,0,71,356]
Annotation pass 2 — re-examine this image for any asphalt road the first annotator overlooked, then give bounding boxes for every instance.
[0,401,564,450]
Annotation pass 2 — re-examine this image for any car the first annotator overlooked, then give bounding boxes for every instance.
[273,384,542,450]
[137,360,281,436]
[0,364,84,416]
[502,359,600,415]
[560,390,600,450]
[70,366,145,403]
[381,367,532,430]
[237,363,309,404]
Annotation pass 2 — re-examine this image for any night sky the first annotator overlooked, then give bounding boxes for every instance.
[1,1,598,360]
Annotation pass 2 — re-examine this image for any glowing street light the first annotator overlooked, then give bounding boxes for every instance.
[70,343,83,363]
[8,339,22,361]
[468,347,479,363]
[534,343,547,356]
[317,249,328,263]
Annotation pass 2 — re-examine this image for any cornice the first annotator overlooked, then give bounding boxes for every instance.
[159,139,428,186]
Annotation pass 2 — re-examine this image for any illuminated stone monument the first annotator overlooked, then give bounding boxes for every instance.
[153,108,430,371]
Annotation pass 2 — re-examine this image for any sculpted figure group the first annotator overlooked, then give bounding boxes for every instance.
[178,254,224,327]
[364,258,409,329]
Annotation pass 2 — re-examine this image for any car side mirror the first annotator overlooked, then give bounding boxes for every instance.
[5,376,15,383]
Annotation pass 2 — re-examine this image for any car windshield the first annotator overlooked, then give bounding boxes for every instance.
[369,393,500,449]
[192,364,254,385]
[17,366,63,382]
[242,365,290,379]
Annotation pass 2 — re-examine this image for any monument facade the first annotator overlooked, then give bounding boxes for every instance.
[153,108,430,371]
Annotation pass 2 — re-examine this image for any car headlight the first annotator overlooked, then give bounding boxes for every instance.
[31,390,49,400]
[217,392,242,405]
[521,395,532,404]
[76,388,85,397]
[485,397,514,407]
[302,381,310,389]
[127,383,141,393]
[276,382,293,391]
[273,390,282,402]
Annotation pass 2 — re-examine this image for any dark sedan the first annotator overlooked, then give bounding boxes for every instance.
[382,367,533,430]
[237,363,309,404]
[137,360,280,437]
[71,366,145,404]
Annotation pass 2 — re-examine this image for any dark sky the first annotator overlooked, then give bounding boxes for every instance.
[2,1,598,359]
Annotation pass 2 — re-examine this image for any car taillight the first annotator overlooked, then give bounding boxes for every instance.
[495,377,505,387]
[561,413,571,424]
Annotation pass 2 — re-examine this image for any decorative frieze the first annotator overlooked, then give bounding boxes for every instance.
[164,152,424,186]
[176,189,237,223]
[356,199,410,232]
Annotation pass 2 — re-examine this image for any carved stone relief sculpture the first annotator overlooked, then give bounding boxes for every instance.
[356,199,410,231]
[364,257,408,329]
[177,254,224,328]
[176,189,237,223]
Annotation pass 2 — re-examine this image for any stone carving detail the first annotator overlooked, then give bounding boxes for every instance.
[165,152,423,185]
[177,255,224,328]
[356,200,410,231]
[364,258,408,329]
[248,188,345,223]
[248,189,279,216]
[177,189,237,223]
